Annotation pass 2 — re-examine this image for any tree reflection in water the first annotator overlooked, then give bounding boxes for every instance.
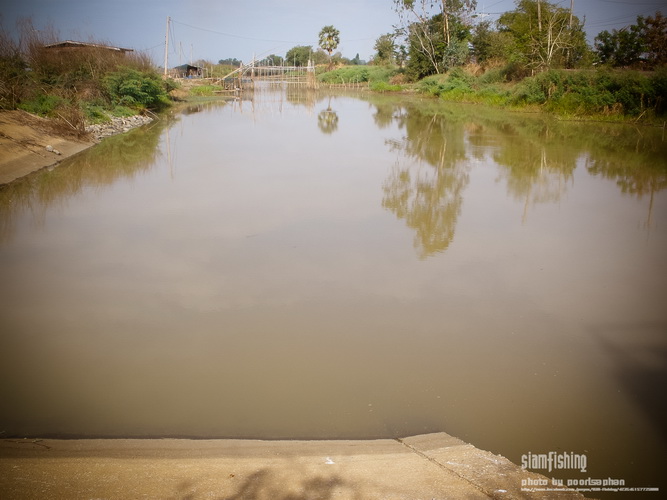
[380,104,470,259]
[373,99,667,258]
[317,97,339,135]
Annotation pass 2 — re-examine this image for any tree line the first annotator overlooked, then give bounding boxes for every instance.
[214,1,664,81]
[375,0,666,81]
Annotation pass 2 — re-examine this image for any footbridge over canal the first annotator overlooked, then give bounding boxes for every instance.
[215,59,318,90]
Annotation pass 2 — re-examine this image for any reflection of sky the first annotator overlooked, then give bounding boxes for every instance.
[2,0,661,64]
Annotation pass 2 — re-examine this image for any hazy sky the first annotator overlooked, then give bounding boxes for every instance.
[2,0,664,66]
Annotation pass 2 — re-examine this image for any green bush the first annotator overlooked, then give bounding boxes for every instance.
[418,74,449,96]
[504,69,666,117]
[510,75,548,106]
[103,67,171,110]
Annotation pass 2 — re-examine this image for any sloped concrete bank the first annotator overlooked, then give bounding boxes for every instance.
[0,110,153,185]
[0,432,590,499]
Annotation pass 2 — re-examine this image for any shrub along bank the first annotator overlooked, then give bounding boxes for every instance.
[318,64,667,123]
[418,67,667,121]
[0,26,177,136]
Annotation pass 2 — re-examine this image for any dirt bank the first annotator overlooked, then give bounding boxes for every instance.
[0,110,153,185]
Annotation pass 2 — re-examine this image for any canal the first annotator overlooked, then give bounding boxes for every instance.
[1,88,666,494]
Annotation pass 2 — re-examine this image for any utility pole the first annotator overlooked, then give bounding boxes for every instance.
[569,0,574,28]
[164,16,170,78]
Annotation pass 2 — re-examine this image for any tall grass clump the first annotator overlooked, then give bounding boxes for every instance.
[511,69,667,118]
[0,19,174,133]
[418,68,475,100]
[0,23,29,109]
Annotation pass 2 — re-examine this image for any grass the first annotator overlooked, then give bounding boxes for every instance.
[318,65,401,86]
[188,84,224,96]
[411,65,667,123]
[17,94,66,116]
[370,81,404,92]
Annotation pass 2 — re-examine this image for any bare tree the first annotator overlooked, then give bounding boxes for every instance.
[394,0,477,74]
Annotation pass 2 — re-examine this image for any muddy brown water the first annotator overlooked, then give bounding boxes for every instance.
[1,89,666,496]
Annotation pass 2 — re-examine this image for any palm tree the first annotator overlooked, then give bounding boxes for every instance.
[318,25,340,69]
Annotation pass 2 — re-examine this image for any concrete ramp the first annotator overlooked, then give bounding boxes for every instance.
[0,432,589,499]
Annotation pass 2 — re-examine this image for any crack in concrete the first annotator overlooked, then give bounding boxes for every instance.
[395,437,494,499]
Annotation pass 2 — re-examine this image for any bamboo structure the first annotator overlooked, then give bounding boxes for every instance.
[215,59,319,92]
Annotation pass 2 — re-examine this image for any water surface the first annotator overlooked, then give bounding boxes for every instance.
[1,90,666,494]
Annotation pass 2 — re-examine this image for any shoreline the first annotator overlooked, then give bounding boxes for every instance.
[0,110,153,186]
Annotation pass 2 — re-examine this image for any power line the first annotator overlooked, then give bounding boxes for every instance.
[171,19,304,44]
[596,0,664,4]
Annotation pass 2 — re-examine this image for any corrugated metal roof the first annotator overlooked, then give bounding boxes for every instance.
[44,40,133,52]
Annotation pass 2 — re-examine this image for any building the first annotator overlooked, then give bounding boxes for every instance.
[44,40,134,54]
[171,64,203,78]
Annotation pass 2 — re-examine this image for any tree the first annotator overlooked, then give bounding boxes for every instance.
[594,28,644,67]
[498,0,588,70]
[258,54,284,66]
[596,12,667,68]
[218,58,241,67]
[471,20,516,65]
[311,49,329,65]
[318,25,341,69]
[595,12,667,68]
[640,12,667,67]
[285,45,312,66]
[394,0,476,76]
[395,0,476,47]
[374,34,396,65]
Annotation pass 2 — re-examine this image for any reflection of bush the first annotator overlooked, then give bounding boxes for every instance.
[0,116,173,242]
[585,127,667,198]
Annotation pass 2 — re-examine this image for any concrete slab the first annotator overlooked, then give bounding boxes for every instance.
[0,433,589,499]
[0,110,93,185]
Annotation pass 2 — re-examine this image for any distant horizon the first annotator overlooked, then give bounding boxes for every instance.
[2,0,663,67]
